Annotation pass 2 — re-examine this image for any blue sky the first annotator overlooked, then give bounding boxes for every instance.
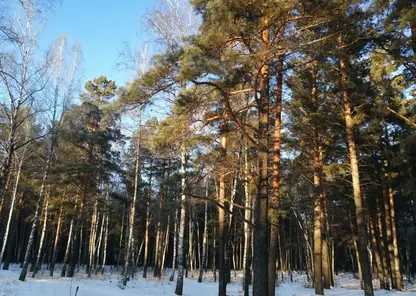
[40,0,155,88]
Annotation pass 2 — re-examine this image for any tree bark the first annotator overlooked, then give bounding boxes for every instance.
[61,202,76,277]
[0,153,23,268]
[170,206,179,281]
[243,142,253,296]
[32,199,49,277]
[384,161,402,291]
[311,60,324,295]
[198,182,209,283]
[143,158,153,278]
[101,212,109,274]
[339,34,374,296]
[123,123,141,283]
[218,133,228,296]
[253,15,270,296]
[49,206,63,276]
[87,192,99,277]
[175,146,187,295]
[268,51,283,296]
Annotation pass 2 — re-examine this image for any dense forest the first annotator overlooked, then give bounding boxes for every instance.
[0,0,415,296]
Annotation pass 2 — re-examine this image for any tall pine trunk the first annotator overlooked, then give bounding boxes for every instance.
[253,15,270,296]
[312,60,324,295]
[268,52,283,296]
[339,34,374,296]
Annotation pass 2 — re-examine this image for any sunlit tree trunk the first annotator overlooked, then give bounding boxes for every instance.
[101,212,109,274]
[49,206,63,276]
[311,60,324,295]
[384,163,402,290]
[31,199,49,277]
[269,52,283,296]
[243,142,253,296]
[339,34,374,296]
[87,191,99,277]
[143,158,153,278]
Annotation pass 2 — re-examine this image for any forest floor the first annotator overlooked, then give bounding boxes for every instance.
[0,265,416,296]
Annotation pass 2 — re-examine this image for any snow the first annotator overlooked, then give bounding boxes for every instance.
[0,265,415,296]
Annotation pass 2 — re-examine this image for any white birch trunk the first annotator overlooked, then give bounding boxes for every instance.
[32,199,49,277]
[175,146,187,295]
[198,182,209,282]
[0,153,24,268]
[169,206,179,281]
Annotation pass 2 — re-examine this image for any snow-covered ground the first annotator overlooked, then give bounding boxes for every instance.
[0,265,415,296]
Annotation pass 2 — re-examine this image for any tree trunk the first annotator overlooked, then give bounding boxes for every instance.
[213,224,217,283]
[243,143,253,296]
[95,213,104,273]
[143,158,153,278]
[154,187,165,279]
[322,206,331,289]
[161,215,170,275]
[385,164,402,290]
[49,206,63,276]
[170,206,179,281]
[253,15,270,296]
[67,195,85,277]
[218,133,228,296]
[175,146,187,295]
[101,212,109,274]
[32,199,49,277]
[311,60,324,296]
[370,218,387,289]
[0,154,23,268]
[198,183,209,283]
[117,205,125,270]
[0,126,16,205]
[339,34,374,296]
[123,128,141,283]
[268,51,283,296]
[377,192,390,289]
[87,186,99,277]
[61,202,76,277]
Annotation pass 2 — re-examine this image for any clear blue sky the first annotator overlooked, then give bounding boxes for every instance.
[40,0,155,87]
